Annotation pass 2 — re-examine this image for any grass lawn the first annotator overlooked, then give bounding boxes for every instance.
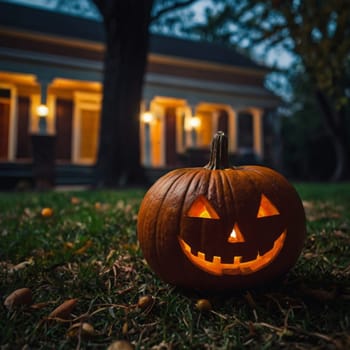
[0,183,350,349]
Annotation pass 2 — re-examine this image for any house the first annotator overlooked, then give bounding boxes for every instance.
[0,2,281,189]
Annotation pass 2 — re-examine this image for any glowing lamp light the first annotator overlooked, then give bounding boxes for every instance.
[37,104,49,117]
[142,111,154,124]
[189,116,201,129]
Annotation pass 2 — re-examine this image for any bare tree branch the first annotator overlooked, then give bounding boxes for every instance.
[151,0,201,22]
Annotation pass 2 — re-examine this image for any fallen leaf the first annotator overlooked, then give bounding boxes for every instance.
[6,258,34,273]
[24,208,35,218]
[64,241,75,249]
[122,322,128,335]
[106,249,117,262]
[195,299,212,311]
[137,295,154,310]
[30,301,55,310]
[67,322,96,338]
[303,252,317,260]
[70,197,80,205]
[333,230,350,240]
[4,288,33,310]
[74,240,93,255]
[107,340,134,350]
[95,202,110,211]
[12,258,34,271]
[49,298,78,319]
[41,207,53,218]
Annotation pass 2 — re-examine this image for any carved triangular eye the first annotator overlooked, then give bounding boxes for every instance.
[187,196,220,219]
[257,194,280,218]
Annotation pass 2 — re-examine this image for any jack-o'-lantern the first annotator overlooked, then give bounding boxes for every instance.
[137,132,306,291]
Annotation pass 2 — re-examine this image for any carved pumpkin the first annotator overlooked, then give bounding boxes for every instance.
[137,132,306,291]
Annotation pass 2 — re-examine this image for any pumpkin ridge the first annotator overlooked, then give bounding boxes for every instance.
[210,170,231,257]
[155,169,202,276]
[241,166,289,189]
[219,168,237,234]
[226,167,251,215]
[139,170,188,274]
[201,169,214,250]
[224,169,239,225]
[239,167,263,218]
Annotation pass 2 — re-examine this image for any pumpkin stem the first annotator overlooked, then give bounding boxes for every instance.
[204,131,230,170]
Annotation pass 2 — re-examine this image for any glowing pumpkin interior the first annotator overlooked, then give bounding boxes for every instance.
[178,194,286,276]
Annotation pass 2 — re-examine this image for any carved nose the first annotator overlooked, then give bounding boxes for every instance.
[227,223,245,243]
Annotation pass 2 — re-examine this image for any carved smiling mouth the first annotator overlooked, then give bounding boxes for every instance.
[178,231,287,276]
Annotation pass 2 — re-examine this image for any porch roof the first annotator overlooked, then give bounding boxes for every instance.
[0,1,266,73]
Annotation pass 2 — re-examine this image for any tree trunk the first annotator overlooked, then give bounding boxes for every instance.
[315,90,348,181]
[94,1,154,187]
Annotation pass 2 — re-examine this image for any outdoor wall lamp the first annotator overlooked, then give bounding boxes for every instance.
[37,104,49,117]
[37,104,49,134]
[141,111,154,166]
[185,115,201,131]
[189,116,201,129]
[141,111,154,124]
[189,116,201,147]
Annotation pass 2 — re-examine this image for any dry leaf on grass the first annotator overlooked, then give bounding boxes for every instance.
[23,207,35,218]
[107,340,134,350]
[48,298,78,319]
[4,258,34,274]
[122,321,129,335]
[64,241,75,249]
[11,258,34,271]
[70,196,81,205]
[195,299,212,311]
[67,322,96,338]
[4,287,33,310]
[95,202,110,211]
[106,249,117,262]
[137,295,154,310]
[30,301,56,310]
[74,240,93,255]
[41,207,54,218]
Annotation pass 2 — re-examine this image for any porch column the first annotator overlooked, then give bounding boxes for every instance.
[140,99,153,167]
[140,98,165,168]
[227,107,237,154]
[253,109,264,160]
